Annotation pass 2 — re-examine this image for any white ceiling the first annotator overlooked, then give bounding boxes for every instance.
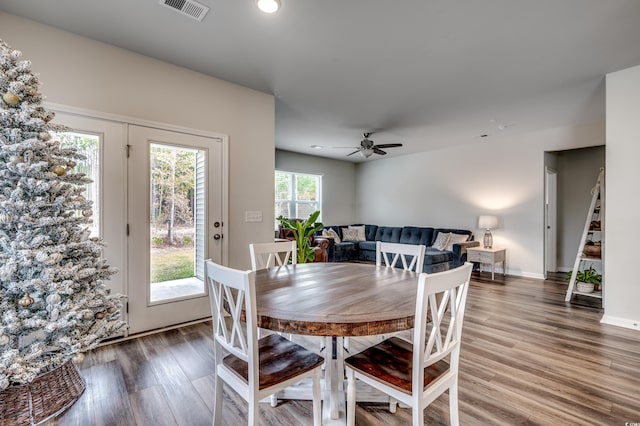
[1,0,639,162]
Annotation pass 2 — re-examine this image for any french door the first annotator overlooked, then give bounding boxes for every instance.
[127,125,223,334]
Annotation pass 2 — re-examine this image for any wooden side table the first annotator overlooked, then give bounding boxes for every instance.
[467,247,506,280]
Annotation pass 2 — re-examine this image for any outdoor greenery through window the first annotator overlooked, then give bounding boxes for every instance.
[149,143,206,302]
[275,171,321,227]
[59,132,100,237]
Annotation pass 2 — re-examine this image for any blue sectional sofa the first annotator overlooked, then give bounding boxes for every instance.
[319,224,479,273]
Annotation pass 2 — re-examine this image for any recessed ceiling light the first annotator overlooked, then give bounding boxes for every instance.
[257,0,280,13]
[310,145,323,149]
[480,134,489,138]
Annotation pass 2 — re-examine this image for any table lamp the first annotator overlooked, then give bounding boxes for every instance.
[478,215,498,249]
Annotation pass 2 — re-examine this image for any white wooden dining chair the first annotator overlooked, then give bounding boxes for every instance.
[249,240,297,270]
[376,241,426,273]
[248,241,298,407]
[206,260,324,426]
[375,241,426,346]
[345,262,473,426]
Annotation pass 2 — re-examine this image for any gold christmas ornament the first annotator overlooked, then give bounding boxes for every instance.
[52,165,67,176]
[2,92,19,105]
[107,307,116,314]
[0,334,9,345]
[82,311,94,320]
[95,312,106,319]
[9,155,23,164]
[66,160,77,169]
[0,212,12,224]
[18,293,34,307]
[72,353,85,364]
[39,132,51,141]
[82,209,93,217]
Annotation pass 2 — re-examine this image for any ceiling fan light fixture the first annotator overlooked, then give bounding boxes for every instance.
[257,0,280,13]
[361,148,374,158]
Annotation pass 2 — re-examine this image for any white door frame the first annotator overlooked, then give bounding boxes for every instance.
[127,125,224,334]
[49,103,229,335]
[544,167,558,276]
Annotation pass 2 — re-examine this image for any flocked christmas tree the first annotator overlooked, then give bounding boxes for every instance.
[0,39,126,391]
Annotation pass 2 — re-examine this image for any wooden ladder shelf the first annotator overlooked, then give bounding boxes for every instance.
[565,168,604,302]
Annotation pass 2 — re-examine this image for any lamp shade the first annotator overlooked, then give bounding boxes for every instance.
[478,215,499,230]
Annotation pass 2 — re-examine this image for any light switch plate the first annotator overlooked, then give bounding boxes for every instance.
[245,210,263,223]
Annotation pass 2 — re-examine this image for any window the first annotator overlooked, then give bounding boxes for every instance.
[275,171,322,226]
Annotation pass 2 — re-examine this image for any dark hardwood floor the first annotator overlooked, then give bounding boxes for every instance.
[43,272,640,425]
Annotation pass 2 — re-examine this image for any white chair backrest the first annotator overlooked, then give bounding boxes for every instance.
[206,260,258,383]
[249,240,297,271]
[376,241,426,273]
[412,263,472,390]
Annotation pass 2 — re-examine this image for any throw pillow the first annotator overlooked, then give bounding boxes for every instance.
[341,227,359,241]
[432,232,451,251]
[348,225,367,241]
[322,228,341,243]
[445,233,469,251]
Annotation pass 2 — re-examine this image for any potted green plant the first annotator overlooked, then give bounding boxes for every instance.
[566,265,602,293]
[277,210,324,263]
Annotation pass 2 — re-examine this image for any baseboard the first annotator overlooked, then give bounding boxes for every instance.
[509,270,545,279]
[600,315,640,331]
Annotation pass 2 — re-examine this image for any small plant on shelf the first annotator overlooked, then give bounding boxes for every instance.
[566,265,602,293]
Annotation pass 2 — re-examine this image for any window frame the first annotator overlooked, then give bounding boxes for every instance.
[275,170,322,225]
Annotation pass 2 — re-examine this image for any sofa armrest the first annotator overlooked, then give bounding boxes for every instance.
[453,240,480,265]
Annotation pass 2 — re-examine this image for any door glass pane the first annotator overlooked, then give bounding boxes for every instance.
[59,132,100,237]
[149,143,205,303]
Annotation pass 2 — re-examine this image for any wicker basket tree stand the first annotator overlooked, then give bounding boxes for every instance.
[0,360,85,426]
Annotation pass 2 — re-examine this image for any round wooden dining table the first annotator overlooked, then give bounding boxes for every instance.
[253,262,421,421]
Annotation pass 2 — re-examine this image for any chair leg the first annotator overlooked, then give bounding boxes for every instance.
[450,382,460,426]
[346,368,356,426]
[389,396,397,413]
[213,376,223,426]
[248,396,259,426]
[270,392,278,407]
[412,406,424,426]
[312,368,322,426]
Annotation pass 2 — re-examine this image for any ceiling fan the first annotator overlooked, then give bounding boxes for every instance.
[337,132,403,158]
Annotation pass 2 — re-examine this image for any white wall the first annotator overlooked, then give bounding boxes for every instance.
[275,150,357,225]
[0,12,275,270]
[555,146,605,270]
[356,122,605,278]
[604,65,640,330]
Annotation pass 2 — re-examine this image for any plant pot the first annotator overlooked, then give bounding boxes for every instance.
[0,359,85,426]
[576,281,595,293]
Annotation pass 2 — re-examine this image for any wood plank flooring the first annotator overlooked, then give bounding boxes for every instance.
[42,272,640,425]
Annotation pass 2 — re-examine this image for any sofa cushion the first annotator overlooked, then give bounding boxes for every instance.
[445,232,469,251]
[375,226,402,243]
[423,247,453,265]
[399,226,433,246]
[358,240,377,252]
[348,225,367,241]
[342,227,365,241]
[431,228,473,246]
[432,232,451,250]
[322,228,341,243]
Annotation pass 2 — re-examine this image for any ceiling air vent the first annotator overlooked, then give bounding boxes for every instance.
[159,0,210,22]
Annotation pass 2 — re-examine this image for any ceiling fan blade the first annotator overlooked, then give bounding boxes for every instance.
[374,143,403,149]
[347,149,361,156]
[373,148,387,155]
[332,146,360,149]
